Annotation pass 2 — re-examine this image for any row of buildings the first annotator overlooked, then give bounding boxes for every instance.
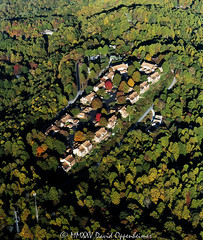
[46,61,163,173]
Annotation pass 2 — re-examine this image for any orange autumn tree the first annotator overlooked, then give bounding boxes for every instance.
[74,131,86,142]
[36,144,48,157]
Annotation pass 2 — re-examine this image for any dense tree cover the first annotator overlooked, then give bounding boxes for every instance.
[0,0,202,239]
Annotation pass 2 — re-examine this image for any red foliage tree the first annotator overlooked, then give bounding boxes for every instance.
[29,62,38,69]
[105,80,113,90]
[13,64,22,75]
[186,192,191,207]
[95,113,102,122]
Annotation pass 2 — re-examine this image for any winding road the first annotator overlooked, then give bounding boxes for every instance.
[138,104,154,122]
[42,62,84,132]
[168,77,177,90]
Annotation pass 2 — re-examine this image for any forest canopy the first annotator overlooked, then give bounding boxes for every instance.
[0,0,202,239]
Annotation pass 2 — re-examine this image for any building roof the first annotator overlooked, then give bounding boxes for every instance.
[119,106,127,111]
[108,115,117,123]
[61,161,70,169]
[96,81,105,89]
[120,69,128,74]
[141,61,157,70]
[112,63,128,71]
[106,71,114,79]
[154,115,163,120]
[60,114,73,123]
[150,72,160,79]
[128,91,138,100]
[85,92,95,101]
[95,132,102,138]
[78,146,86,153]
[73,119,79,124]
[82,140,92,148]
[59,130,68,136]
[100,127,107,134]
[41,29,54,35]
[110,109,116,113]
[65,154,75,164]
[66,148,72,153]
[108,115,117,128]
[140,81,149,88]
[76,112,87,119]
[47,125,60,133]
[82,107,93,113]
[95,127,107,138]
[119,106,129,118]
[67,124,74,128]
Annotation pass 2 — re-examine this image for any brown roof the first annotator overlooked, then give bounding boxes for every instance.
[99,127,107,134]
[119,106,128,118]
[61,161,70,169]
[61,114,73,123]
[107,71,114,79]
[150,72,160,79]
[96,132,102,138]
[141,61,157,70]
[85,92,95,102]
[79,146,86,153]
[140,81,149,88]
[120,106,127,111]
[65,155,75,164]
[66,148,72,153]
[74,142,80,148]
[73,119,79,124]
[82,107,93,113]
[120,69,128,74]
[129,92,138,100]
[112,63,128,71]
[108,115,117,123]
[49,125,60,132]
[95,128,107,138]
[97,81,105,88]
[82,140,92,148]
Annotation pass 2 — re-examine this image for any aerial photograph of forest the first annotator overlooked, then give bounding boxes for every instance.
[0,0,202,239]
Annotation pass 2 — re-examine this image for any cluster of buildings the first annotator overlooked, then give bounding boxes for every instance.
[45,114,80,135]
[151,115,163,126]
[140,61,163,83]
[45,60,163,173]
[124,61,162,105]
[60,118,117,172]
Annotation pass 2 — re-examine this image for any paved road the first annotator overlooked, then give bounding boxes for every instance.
[76,62,80,91]
[137,104,154,122]
[151,108,155,121]
[42,63,83,132]
[168,77,177,90]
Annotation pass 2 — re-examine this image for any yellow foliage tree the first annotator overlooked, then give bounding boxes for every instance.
[150,188,160,204]
[19,224,34,240]
[127,78,135,87]
[111,190,120,205]
[145,53,151,61]
[21,209,30,223]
